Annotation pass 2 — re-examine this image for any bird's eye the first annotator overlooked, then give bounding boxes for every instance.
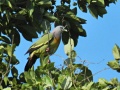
[60,26,64,30]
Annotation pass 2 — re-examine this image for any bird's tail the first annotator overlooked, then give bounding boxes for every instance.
[24,55,38,71]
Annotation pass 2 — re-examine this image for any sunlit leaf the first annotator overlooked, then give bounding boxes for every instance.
[112,44,120,60]
[6,45,12,57]
[42,75,53,88]
[37,0,52,7]
[61,76,72,89]
[3,76,9,86]
[82,82,94,90]
[109,78,119,86]
[64,38,74,56]
[7,0,12,8]
[3,87,11,90]
[107,60,120,71]
[98,78,108,87]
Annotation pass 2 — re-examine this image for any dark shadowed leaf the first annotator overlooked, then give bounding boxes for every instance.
[5,55,19,65]
[0,36,10,44]
[78,0,87,12]
[88,5,98,19]
[2,29,20,46]
[19,73,26,83]
[11,66,18,78]
[18,25,38,41]
[44,12,58,22]
[64,58,75,65]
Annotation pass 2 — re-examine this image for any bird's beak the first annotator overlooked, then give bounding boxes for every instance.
[63,25,68,32]
[63,29,68,32]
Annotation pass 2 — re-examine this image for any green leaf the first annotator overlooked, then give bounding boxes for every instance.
[61,76,72,89]
[18,25,38,41]
[78,0,87,12]
[64,38,74,56]
[58,75,66,88]
[38,85,44,90]
[19,73,26,82]
[6,45,12,57]
[21,83,30,89]
[11,66,18,78]
[82,82,94,90]
[109,78,119,86]
[18,9,27,15]
[3,87,11,90]
[24,69,38,85]
[12,78,17,86]
[4,76,9,86]
[37,0,52,7]
[87,0,91,4]
[0,62,7,74]
[97,0,105,7]
[44,12,58,22]
[40,55,49,67]
[0,45,4,54]
[5,55,19,65]
[0,36,10,44]
[42,75,53,88]
[6,0,12,8]
[26,0,34,17]
[71,7,77,15]
[2,29,20,46]
[65,11,80,22]
[112,44,120,60]
[98,78,108,87]
[107,60,120,71]
[88,5,98,18]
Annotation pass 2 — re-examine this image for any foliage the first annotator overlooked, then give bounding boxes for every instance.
[0,0,119,89]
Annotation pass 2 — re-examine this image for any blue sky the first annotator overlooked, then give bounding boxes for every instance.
[15,1,120,82]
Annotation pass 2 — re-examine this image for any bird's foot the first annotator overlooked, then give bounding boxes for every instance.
[46,47,50,52]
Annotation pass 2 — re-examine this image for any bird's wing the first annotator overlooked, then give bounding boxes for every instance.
[25,33,54,54]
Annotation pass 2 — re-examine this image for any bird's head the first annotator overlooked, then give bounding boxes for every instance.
[52,25,68,38]
[55,25,68,33]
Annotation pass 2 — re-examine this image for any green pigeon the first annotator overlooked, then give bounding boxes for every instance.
[25,26,67,71]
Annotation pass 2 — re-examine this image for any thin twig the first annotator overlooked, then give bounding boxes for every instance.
[80,67,110,84]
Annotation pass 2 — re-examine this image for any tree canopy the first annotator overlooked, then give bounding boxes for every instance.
[0,0,120,89]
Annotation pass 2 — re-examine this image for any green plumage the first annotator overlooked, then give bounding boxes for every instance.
[24,26,66,71]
